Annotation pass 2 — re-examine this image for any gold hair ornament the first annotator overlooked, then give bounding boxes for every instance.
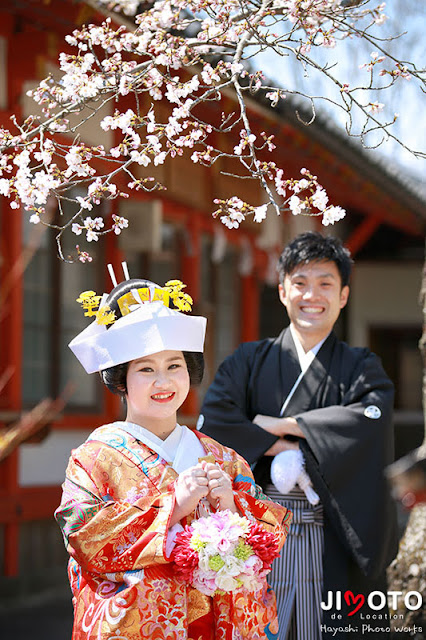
[76,291,102,317]
[96,306,116,326]
[117,287,170,316]
[164,280,193,312]
[76,279,193,325]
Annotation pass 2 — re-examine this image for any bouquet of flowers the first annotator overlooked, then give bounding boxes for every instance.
[171,509,280,596]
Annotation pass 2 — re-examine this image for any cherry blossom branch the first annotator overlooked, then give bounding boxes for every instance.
[0,0,423,259]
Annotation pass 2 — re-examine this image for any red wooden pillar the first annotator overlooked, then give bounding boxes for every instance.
[0,204,24,576]
[180,215,201,419]
[240,272,259,342]
[0,18,27,577]
[240,243,262,343]
[4,211,23,411]
[181,216,201,303]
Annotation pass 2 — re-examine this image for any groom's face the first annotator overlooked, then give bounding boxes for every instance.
[278,260,349,342]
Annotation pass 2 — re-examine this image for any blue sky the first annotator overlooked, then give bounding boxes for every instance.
[254,1,425,181]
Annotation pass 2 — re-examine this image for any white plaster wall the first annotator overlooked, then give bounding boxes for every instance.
[348,262,422,347]
[19,429,91,487]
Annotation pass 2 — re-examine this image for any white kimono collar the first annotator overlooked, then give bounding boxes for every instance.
[289,324,328,374]
[113,421,204,473]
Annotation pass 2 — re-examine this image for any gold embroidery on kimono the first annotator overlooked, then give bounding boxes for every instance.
[55,424,292,640]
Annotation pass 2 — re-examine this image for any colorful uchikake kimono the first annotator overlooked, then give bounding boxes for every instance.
[55,421,292,640]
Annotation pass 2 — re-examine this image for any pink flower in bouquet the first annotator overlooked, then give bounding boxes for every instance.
[197,511,246,545]
[192,568,218,596]
[217,537,233,553]
[171,510,280,596]
[242,554,263,575]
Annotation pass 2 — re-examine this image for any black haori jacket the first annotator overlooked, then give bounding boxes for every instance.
[200,328,399,639]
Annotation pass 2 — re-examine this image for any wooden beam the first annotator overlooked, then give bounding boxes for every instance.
[180,215,201,418]
[346,216,381,257]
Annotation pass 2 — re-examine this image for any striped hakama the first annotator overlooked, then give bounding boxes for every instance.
[265,484,324,640]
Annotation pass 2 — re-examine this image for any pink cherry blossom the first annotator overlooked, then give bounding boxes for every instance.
[254,204,268,223]
[322,206,346,226]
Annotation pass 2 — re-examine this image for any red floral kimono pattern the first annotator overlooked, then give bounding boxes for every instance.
[55,424,292,640]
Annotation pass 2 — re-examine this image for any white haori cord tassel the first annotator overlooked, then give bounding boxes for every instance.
[271,449,320,505]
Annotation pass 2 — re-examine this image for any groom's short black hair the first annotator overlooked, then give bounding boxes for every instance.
[277,231,353,287]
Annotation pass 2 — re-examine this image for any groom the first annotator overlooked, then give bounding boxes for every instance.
[199,231,398,639]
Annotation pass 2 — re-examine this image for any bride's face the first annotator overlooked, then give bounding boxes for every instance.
[125,350,190,435]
